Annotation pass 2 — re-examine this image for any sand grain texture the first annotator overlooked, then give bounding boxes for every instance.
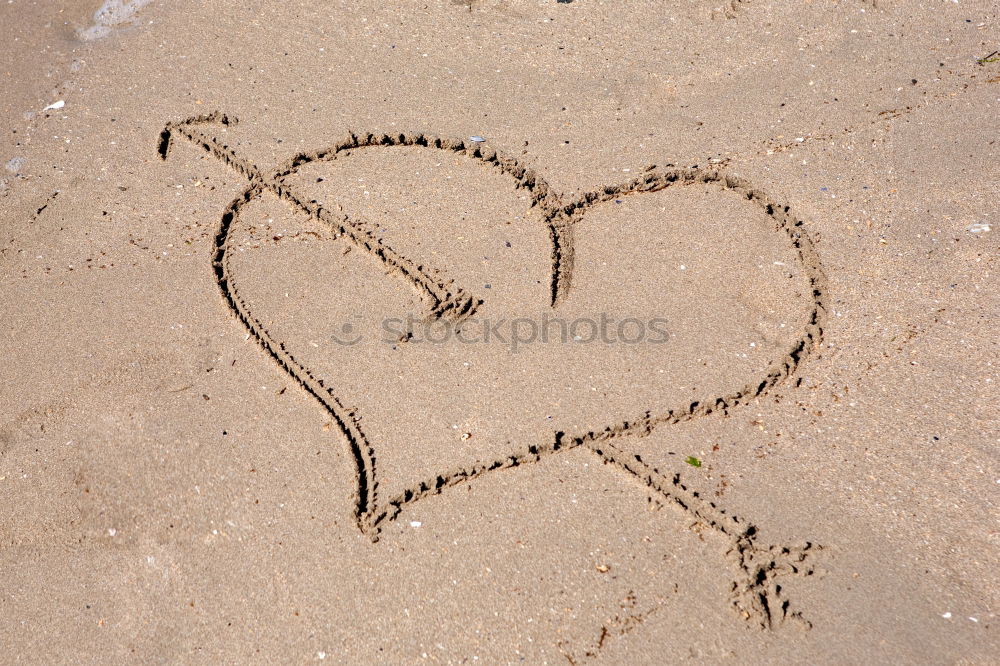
[1,0,997,663]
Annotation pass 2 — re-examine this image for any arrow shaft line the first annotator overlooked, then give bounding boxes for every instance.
[163,121,479,324]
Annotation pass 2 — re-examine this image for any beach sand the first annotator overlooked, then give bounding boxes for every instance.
[1,0,997,662]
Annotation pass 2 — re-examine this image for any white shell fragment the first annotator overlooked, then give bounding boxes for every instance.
[43,100,65,111]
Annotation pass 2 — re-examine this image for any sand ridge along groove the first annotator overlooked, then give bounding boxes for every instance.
[159,112,829,630]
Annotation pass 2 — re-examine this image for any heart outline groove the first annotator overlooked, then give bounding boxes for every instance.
[159,111,828,630]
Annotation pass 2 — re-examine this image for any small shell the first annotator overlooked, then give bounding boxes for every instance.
[469,135,486,143]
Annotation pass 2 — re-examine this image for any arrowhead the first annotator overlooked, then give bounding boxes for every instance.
[157,111,238,160]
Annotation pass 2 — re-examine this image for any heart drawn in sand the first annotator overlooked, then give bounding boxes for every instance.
[159,112,828,630]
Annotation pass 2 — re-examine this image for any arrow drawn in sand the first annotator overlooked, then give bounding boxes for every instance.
[159,113,481,324]
[160,111,829,630]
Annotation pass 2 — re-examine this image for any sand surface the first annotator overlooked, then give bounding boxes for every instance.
[1,0,998,662]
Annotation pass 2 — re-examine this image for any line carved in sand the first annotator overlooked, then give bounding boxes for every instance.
[159,111,829,630]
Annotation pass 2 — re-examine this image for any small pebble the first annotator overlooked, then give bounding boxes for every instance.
[469,135,486,143]
[967,223,991,233]
[410,521,422,528]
